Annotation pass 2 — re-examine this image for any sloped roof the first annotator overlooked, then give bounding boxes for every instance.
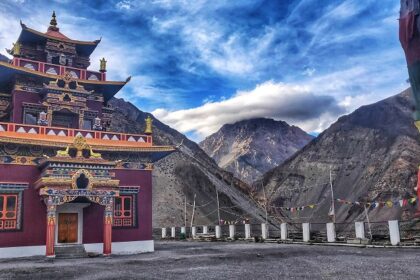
[18,22,101,57]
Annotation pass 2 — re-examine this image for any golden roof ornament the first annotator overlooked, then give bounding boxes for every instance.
[55,135,102,159]
[415,120,420,133]
[56,145,70,157]
[12,42,21,56]
[145,115,153,134]
[100,58,107,72]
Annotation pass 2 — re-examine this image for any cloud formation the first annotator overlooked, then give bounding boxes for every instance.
[153,81,344,139]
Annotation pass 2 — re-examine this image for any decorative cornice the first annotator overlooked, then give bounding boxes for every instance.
[0,61,127,86]
[0,135,175,153]
[40,156,116,166]
[0,155,153,170]
[35,177,119,189]
[0,182,28,190]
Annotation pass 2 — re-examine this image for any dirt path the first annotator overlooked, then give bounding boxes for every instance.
[0,241,418,280]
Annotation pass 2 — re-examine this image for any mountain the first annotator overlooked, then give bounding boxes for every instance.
[199,118,313,184]
[257,89,420,224]
[0,54,9,62]
[108,99,269,228]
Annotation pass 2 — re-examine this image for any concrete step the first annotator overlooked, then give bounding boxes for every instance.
[55,245,87,259]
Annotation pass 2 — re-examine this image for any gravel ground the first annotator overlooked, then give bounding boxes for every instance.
[0,241,419,280]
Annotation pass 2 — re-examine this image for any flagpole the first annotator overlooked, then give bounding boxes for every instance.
[329,167,336,223]
[262,181,268,225]
[216,188,221,225]
[184,195,187,229]
[363,204,373,240]
[190,193,196,237]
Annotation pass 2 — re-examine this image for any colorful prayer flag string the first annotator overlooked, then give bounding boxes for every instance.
[271,203,318,212]
[335,197,417,209]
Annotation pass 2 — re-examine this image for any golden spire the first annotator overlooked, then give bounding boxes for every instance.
[50,11,57,27]
[100,58,107,72]
[145,115,153,134]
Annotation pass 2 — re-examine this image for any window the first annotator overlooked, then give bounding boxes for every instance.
[113,195,135,227]
[24,112,37,125]
[83,119,92,130]
[0,194,18,230]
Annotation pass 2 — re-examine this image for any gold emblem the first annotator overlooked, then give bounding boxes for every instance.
[89,146,102,159]
[56,146,70,157]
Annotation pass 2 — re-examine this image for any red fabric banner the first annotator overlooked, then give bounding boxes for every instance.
[400,12,420,65]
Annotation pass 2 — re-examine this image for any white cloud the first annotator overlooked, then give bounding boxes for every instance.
[116,0,133,10]
[153,81,343,140]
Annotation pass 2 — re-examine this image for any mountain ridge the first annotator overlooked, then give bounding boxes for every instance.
[199,117,313,184]
[0,54,9,62]
[257,89,420,223]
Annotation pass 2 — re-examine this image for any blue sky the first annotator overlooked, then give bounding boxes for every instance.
[0,0,409,141]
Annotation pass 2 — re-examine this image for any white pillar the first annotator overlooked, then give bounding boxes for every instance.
[202,225,208,234]
[229,224,235,239]
[181,227,186,234]
[171,227,176,238]
[215,225,221,239]
[261,223,268,239]
[280,223,288,240]
[162,228,167,238]
[192,226,197,238]
[326,223,336,243]
[302,223,311,242]
[245,224,251,239]
[355,222,365,239]
[388,220,400,246]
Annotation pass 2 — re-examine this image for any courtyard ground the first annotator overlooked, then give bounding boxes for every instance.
[0,241,419,280]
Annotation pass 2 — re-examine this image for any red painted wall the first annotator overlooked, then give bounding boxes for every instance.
[114,169,153,242]
[0,165,46,248]
[12,90,41,123]
[83,169,153,243]
[0,164,153,248]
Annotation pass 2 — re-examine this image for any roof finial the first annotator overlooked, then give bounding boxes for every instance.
[100,58,107,72]
[144,115,153,135]
[50,11,58,28]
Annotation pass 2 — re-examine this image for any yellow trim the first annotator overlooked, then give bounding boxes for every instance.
[21,25,99,46]
[0,61,127,86]
[0,134,175,153]
[35,177,120,189]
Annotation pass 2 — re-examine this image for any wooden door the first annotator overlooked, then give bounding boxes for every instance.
[58,213,78,243]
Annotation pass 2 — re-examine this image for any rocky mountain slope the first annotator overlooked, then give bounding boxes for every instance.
[199,118,313,184]
[0,54,9,62]
[256,89,420,224]
[108,99,269,228]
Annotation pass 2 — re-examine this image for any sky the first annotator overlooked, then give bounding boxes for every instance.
[0,0,409,142]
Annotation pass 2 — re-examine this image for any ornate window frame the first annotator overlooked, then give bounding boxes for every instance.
[0,183,28,232]
[113,188,139,228]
